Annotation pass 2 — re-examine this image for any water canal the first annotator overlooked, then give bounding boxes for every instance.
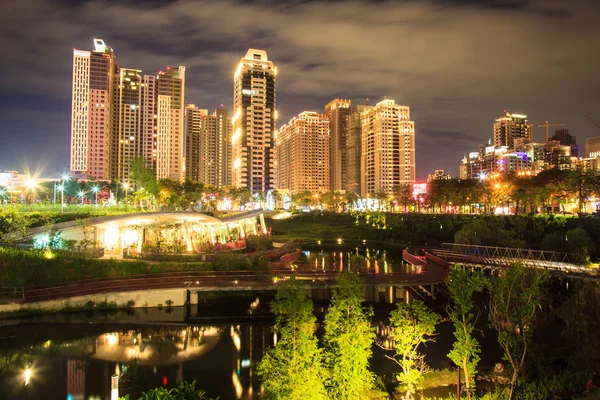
[2,244,578,399]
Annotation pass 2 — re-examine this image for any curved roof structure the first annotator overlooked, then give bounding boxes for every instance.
[22,210,264,241]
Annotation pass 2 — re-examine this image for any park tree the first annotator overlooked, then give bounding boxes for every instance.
[447,267,488,400]
[323,272,375,399]
[387,300,441,399]
[257,277,328,400]
[488,264,548,400]
[392,184,413,212]
[129,157,158,190]
[291,190,314,209]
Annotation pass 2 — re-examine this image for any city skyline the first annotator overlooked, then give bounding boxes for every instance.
[1,0,599,178]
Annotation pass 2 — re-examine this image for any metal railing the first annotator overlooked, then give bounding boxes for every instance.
[0,287,25,303]
[439,243,586,269]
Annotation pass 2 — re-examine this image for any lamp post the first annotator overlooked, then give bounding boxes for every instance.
[92,186,99,205]
[58,185,65,213]
[78,191,85,205]
[122,183,130,205]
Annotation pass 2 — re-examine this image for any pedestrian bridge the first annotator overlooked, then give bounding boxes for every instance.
[433,243,599,279]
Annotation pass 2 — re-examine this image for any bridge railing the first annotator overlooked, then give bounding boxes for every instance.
[440,243,585,267]
[0,287,25,304]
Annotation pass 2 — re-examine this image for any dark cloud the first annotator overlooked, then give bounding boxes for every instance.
[0,0,599,178]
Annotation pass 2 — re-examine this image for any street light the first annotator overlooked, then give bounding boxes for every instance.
[122,183,130,204]
[92,186,100,205]
[57,185,65,213]
[78,191,85,205]
[25,178,37,204]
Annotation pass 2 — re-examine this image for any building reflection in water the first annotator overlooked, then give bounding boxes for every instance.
[1,323,271,400]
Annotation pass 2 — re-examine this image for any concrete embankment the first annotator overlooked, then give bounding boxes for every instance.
[0,287,189,315]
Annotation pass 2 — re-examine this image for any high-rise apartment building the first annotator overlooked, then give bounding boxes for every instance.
[232,49,277,193]
[325,99,351,191]
[71,39,185,182]
[185,105,232,187]
[551,128,578,157]
[360,100,416,195]
[156,67,185,180]
[275,111,330,193]
[493,111,532,148]
[585,136,600,158]
[70,39,116,180]
[346,104,371,195]
[185,105,208,182]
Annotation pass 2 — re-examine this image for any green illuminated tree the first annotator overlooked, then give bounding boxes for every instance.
[323,272,375,399]
[488,264,548,400]
[388,300,441,399]
[447,267,488,400]
[257,277,327,400]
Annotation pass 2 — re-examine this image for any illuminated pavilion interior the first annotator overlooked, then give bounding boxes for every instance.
[27,211,266,254]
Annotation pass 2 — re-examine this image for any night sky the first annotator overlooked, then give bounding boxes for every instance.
[0,0,599,179]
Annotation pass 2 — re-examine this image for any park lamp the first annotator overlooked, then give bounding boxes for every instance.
[24,366,32,386]
[62,173,70,182]
[92,186,99,194]
[25,178,36,190]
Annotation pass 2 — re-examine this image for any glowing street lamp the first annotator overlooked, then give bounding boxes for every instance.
[92,186,100,205]
[78,191,85,205]
[24,366,31,386]
[25,178,37,204]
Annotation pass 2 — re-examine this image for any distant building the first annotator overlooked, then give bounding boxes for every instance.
[550,128,578,157]
[586,136,600,158]
[345,104,371,195]
[70,39,185,182]
[232,49,277,193]
[361,99,415,195]
[577,156,600,172]
[325,99,351,191]
[493,111,532,149]
[276,111,330,193]
[184,105,208,182]
[70,39,116,180]
[427,170,452,182]
[460,145,531,180]
[155,67,186,180]
[184,105,232,187]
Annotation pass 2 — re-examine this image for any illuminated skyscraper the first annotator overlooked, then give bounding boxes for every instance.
[185,105,232,187]
[185,105,208,182]
[70,38,116,180]
[325,99,351,191]
[71,39,185,182]
[156,66,185,180]
[232,49,277,193]
[493,111,532,148]
[361,99,415,195]
[276,111,330,193]
[346,104,371,195]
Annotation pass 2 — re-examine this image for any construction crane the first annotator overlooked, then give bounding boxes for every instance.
[537,120,566,142]
[584,113,600,131]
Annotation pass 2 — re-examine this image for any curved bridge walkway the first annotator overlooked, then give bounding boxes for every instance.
[433,243,600,281]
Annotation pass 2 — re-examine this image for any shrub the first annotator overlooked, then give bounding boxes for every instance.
[245,235,274,252]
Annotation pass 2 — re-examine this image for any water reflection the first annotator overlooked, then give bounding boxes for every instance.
[0,323,272,400]
[300,245,422,275]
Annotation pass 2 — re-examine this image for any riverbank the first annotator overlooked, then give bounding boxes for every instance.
[267,211,600,261]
